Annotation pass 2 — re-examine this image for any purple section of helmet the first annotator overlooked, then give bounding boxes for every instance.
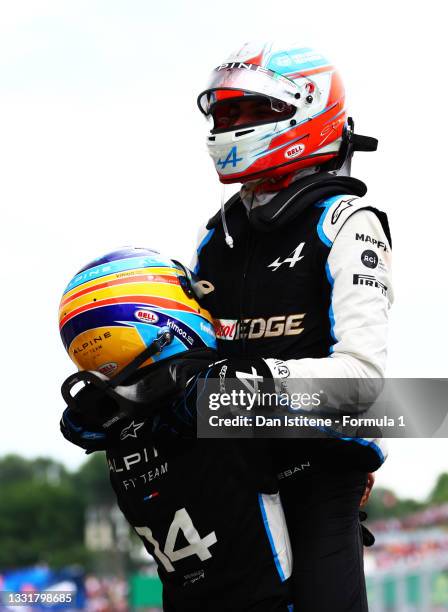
[63,253,176,295]
[76,247,160,274]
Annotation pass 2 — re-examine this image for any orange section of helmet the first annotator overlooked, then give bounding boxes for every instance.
[67,325,153,375]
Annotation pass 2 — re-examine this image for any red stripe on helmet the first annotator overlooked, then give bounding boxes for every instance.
[60,274,179,308]
[59,295,197,329]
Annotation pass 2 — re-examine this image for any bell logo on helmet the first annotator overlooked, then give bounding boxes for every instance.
[135,308,159,324]
[98,362,118,376]
[284,143,305,160]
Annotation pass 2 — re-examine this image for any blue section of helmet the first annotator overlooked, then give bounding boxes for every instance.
[120,321,193,362]
[267,48,330,75]
[65,253,175,294]
[120,308,216,353]
[61,303,216,354]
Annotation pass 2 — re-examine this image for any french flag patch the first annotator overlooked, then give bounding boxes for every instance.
[143,491,160,502]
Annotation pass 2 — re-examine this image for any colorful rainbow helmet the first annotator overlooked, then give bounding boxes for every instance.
[59,247,216,378]
[197,42,348,183]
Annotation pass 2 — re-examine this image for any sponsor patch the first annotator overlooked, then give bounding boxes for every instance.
[183,570,205,587]
[214,318,238,340]
[361,250,378,269]
[355,233,389,252]
[214,314,306,340]
[98,361,118,376]
[331,198,357,224]
[135,308,159,324]
[200,321,215,337]
[284,143,305,159]
[268,242,305,271]
[120,420,145,441]
[278,462,311,479]
[353,273,387,296]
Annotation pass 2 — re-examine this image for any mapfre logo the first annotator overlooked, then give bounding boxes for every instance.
[134,309,159,324]
[284,143,305,159]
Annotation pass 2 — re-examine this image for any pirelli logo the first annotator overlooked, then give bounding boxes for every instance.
[353,274,387,296]
[214,314,306,341]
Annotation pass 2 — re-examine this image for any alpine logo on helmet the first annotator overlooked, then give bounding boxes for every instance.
[197,41,347,184]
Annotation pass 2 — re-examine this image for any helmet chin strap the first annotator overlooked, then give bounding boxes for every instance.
[107,327,173,388]
[220,184,234,248]
[61,327,175,415]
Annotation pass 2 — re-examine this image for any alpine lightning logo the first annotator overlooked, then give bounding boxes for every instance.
[268,243,305,271]
[217,146,242,170]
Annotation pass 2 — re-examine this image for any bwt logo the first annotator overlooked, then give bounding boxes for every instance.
[135,309,159,324]
[200,321,215,337]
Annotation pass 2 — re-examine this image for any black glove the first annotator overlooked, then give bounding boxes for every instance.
[60,351,218,452]
[60,369,149,452]
[151,357,277,437]
[60,386,122,453]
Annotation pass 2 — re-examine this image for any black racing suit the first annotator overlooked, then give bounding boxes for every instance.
[191,174,393,611]
[107,421,293,611]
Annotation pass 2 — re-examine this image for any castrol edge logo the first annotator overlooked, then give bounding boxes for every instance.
[285,143,305,159]
[214,314,305,340]
[134,308,159,324]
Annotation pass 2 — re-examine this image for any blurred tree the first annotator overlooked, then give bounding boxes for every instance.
[429,472,448,504]
[0,454,34,485]
[0,455,90,570]
[367,487,424,520]
[73,452,115,507]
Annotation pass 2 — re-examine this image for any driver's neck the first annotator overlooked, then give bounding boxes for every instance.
[240,166,320,211]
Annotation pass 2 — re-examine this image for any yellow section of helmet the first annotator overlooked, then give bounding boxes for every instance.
[67,326,154,375]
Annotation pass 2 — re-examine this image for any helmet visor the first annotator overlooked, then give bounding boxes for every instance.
[198,64,300,115]
[210,95,296,133]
